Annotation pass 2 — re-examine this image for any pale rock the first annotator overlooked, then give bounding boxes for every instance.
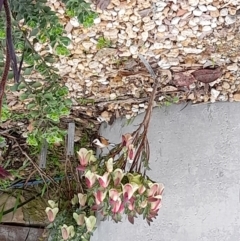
[229,7,236,15]
[129,15,140,22]
[177,35,186,41]
[155,20,163,26]
[183,48,203,54]
[207,5,217,11]
[143,21,155,31]
[141,32,149,41]
[225,15,236,25]
[222,82,230,89]
[132,26,140,32]
[158,25,166,32]
[227,63,238,71]
[233,93,240,101]
[119,51,131,57]
[139,103,145,108]
[104,29,119,39]
[70,17,80,27]
[199,19,211,25]
[129,45,138,55]
[155,1,167,11]
[211,22,217,28]
[193,9,202,16]
[142,16,151,23]
[220,8,228,16]
[111,0,120,6]
[198,5,207,12]
[210,88,220,102]
[110,93,117,100]
[111,11,118,17]
[181,29,193,37]
[171,17,180,25]
[131,106,139,113]
[34,43,42,52]
[118,8,126,16]
[210,9,219,18]
[218,16,225,23]
[189,19,197,26]
[167,49,179,58]
[188,0,199,7]
[127,30,137,38]
[152,42,164,49]
[161,86,178,92]
[158,58,171,69]
[89,38,98,44]
[65,22,73,33]
[82,41,93,50]
[77,64,85,71]
[178,20,188,27]
[168,57,179,66]
[218,95,228,101]
[94,18,101,24]
[164,40,173,49]
[125,39,132,47]
[171,4,178,11]
[182,12,192,19]
[171,27,179,35]
[118,33,127,40]
[88,61,100,69]
[202,25,212,31]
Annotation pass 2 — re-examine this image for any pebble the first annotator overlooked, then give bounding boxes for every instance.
[210,88,220,102]
[227,63,238,71]
[233,93,240,101]
[46,0,240,118]
[222,82,230,89]
[225,15,236,25]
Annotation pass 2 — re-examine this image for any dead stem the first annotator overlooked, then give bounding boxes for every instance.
[15,140,58,187]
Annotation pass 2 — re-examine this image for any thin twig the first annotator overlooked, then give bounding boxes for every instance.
[15,140,58,187]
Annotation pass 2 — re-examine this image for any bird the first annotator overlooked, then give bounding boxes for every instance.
[92,136,116,149]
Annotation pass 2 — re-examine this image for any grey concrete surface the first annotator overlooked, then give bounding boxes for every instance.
[92,102,240,241]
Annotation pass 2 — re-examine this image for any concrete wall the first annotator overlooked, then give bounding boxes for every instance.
[92,102,240,241]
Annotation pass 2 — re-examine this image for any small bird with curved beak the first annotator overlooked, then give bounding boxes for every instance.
[92,136,116,149]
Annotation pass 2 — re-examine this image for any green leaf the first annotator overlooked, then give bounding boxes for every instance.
[18,82,26,90]
[58,36,71,46]
[31,82,42,88]
[10,83,19,92]
[44,56,55,63]
[23,67,33,75]
[27,102,37,109]
[27,134,39,146]
[30,28,39,37]
[19,93,29,101]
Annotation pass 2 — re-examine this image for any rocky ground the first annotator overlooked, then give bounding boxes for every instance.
[44,0,240,124]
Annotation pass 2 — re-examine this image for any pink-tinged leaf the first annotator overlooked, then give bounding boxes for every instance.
[128,215,134,224]
[85,170,96,188]
[96,172,110,188]
[122,183,138,201]
[94,190,107,205]
[192,67,222,83]
[110,198,124,214]
[113,168,124,186]
[122,133,133,148]
[45,207,59,222]
[76,165,86,171]
[150,199,162,212]
[109,189,121,201]
[172,71,195,87]
[0,165,13,180]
